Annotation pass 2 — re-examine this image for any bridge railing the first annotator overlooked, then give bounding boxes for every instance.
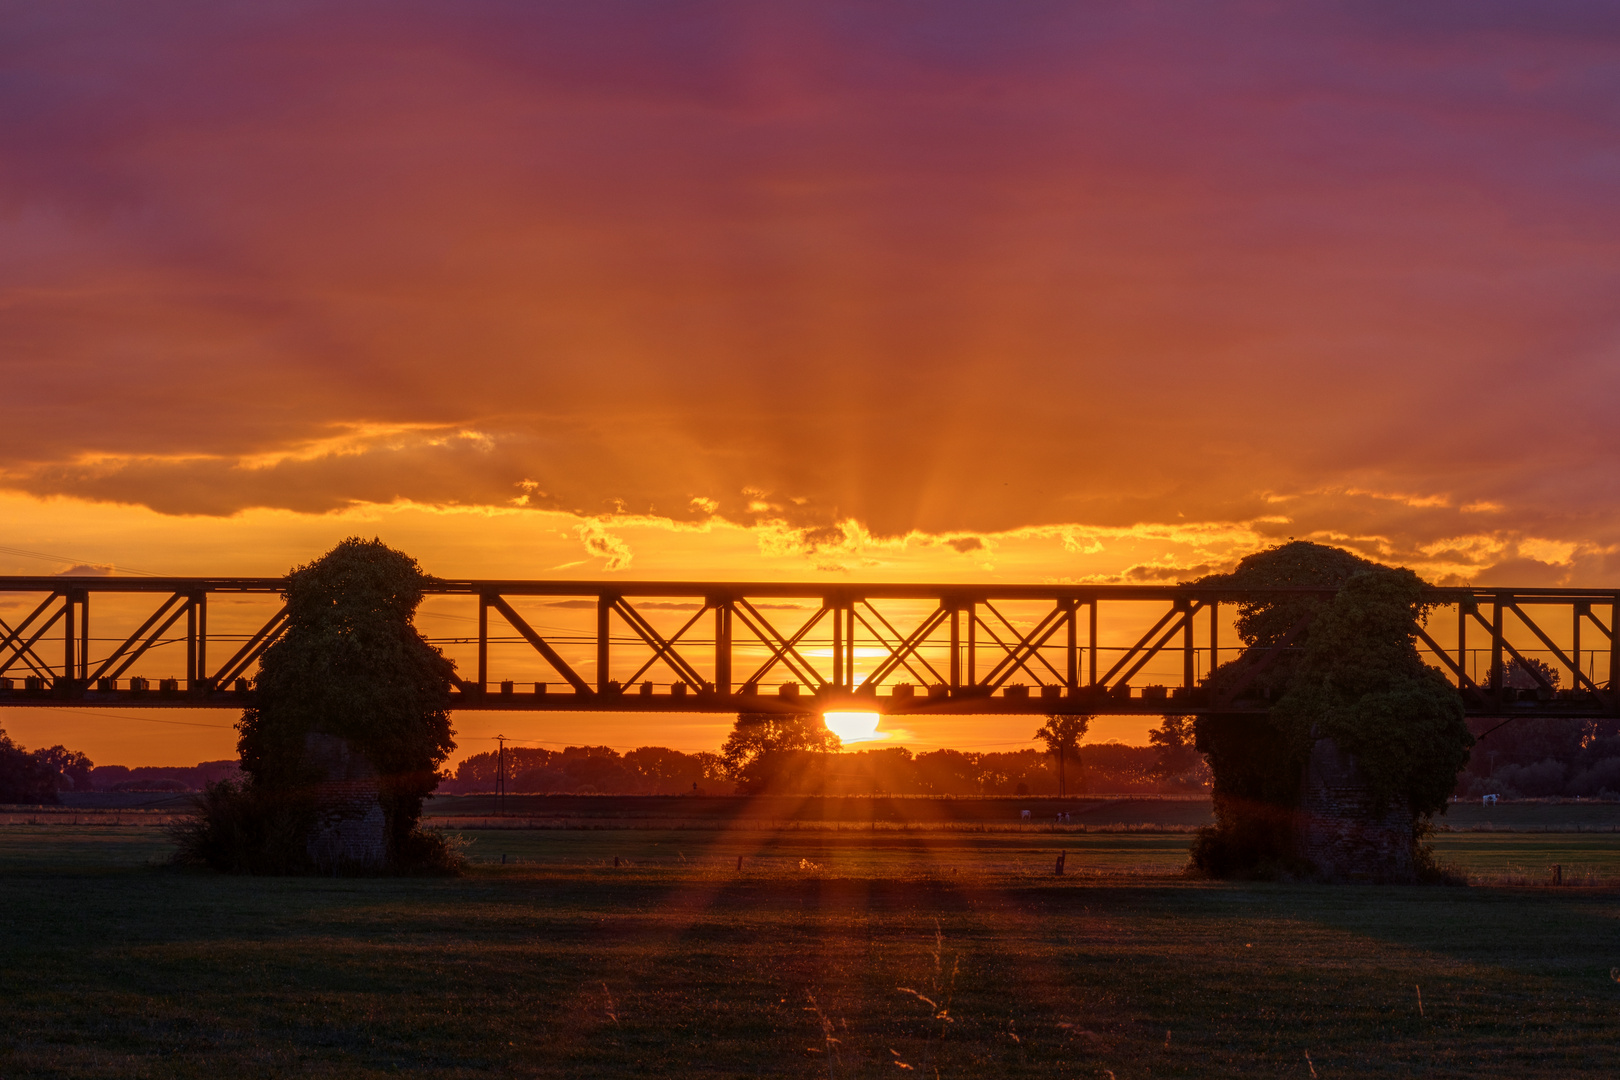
[0,576,1614,716]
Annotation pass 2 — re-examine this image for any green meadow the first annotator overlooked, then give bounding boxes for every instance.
[1,816,1618,1078]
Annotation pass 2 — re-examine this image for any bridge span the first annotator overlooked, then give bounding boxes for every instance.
[0,577,1614,719]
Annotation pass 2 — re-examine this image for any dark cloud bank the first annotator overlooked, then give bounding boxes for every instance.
[4,2,1620,580]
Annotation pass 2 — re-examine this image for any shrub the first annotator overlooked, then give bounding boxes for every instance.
[170,780,316,875]
[172,780,465,875]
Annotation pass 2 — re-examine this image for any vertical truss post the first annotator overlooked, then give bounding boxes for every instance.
[966,600,977,686]
[949,603,961,688]
[832,600,843,689]
[715,599,732,694]
[1182,599,1195,689]
[1572,603,1583,693]
[186,596,198,690]
[1611,599,1619,710]
[79,592,90,682]
[597,592,611,693]
[1088,600,1098,687]
[477,594,489,692]
[1209,600,1218,682]
[194,592,207,688]
[63,592,77,688]
[1065,600,1078,690]
[1458,600,1468,689]
[1491,595,1505,707]
[845,605,857,689]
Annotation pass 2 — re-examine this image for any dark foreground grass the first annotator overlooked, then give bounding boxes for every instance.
[1,826,1618,1078]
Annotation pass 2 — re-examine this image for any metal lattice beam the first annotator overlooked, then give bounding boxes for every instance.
[0,576,1614,718]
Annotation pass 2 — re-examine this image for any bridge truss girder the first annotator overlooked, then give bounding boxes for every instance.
[0,576,1615,719]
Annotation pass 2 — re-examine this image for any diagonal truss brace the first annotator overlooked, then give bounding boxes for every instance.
[0,593,62,678]
[1462,604,1557,695]
[1095,605,1184,689]
[1414,624,1487,701]
[92,593,191,683]
[208,605,290,689]
[1112,602,1203,692]
[1508,602,1613,705]
[854,602,951,689]
[486,595,594,694]
[733,600,828,690]
[614,599,711,689]
[975,601,1070,690]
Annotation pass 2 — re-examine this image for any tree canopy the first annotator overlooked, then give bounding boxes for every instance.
[720,712,841,792]
[1270,568,1470,818]
[1033,714,1090,796]
[0,728,67,804]
[183,538,460,872]
[1189,541,1471,877]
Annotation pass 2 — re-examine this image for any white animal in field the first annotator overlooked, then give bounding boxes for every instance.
[1020,810,1031,821]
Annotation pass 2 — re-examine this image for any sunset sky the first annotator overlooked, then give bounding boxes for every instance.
[5,2,1620,764]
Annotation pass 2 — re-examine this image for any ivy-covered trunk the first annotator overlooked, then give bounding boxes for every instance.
[174,538,461,875]
[1190,543,1471,881]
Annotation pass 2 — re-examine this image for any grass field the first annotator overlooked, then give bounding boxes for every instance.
[3,819,1619,1078]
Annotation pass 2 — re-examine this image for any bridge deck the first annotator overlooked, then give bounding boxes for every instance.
[1,577,1615,717]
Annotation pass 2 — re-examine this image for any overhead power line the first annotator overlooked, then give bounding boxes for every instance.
[0,544,159,577]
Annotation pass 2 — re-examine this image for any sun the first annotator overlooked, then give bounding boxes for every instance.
[821,711,884,744]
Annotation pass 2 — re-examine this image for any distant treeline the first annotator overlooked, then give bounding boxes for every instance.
[1,720,244,802]
[16,714,1620,804]
[1455,716,1620,800]
[443,742,1211,796]
[444,745,726,795]
[88,761,242,793]
[0,731,94,803]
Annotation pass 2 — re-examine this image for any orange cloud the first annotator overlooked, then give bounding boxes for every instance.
[2,1,1619,591]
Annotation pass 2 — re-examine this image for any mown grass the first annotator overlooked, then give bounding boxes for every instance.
[1,824,1617,1078]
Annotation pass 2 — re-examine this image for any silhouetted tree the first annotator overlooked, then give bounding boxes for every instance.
[30,745,94,791]
[721,713,840,791]
[1034,714,1090,796]
[1480,655,1559,692]
[176,538,458,872]
[1147,715,1206,788]
[1272,569,1470,816]
[1189,542,1471,879]
[0,728,61,804]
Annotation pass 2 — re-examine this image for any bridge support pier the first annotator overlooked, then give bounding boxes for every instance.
[1298,738,1415,882]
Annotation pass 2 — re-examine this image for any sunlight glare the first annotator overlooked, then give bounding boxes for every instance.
[822,711,885,744]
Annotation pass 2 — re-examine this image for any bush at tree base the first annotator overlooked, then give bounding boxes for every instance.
[170,779,463,875]
[1189,542,1472,879]
[173,538,462,874]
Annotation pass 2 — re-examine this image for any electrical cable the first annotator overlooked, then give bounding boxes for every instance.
[8,707,235,729]
[0,544,159,577]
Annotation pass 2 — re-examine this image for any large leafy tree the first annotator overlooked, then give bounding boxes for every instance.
[1190,542,1471,877]
[1270,569,1471,818]
[720,712,840,791]
[1033,714,1090,796]
[238,537,456,860]
[1147,715,1204,785]
[0,729,62,804]
[30,745,95,792]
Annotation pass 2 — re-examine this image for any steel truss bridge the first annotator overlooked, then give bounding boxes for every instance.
[0,576,1615,719]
